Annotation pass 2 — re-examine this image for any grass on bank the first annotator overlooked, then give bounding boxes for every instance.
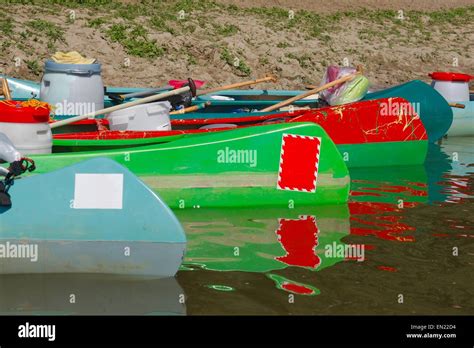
[220,47,252,76]
[0,0,473,75]
[27,19,64,42]
[106,23,165,58]
[4,1,473,46]
[0,16,14,36]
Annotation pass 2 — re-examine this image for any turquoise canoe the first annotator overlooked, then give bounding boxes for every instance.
[0,157,186,277]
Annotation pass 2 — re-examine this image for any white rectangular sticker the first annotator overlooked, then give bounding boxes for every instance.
[73,174,124,209]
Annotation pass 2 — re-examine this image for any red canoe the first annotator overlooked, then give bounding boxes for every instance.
[53,97,428,168]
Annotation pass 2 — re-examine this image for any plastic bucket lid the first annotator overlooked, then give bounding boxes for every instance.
[44,60,101,76]
[428,72,472,82]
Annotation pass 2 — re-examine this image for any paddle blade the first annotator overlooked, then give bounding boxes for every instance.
[169,79,205,89]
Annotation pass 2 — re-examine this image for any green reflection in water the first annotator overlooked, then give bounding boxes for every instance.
[207,285,235,292]
[176,204,350,273]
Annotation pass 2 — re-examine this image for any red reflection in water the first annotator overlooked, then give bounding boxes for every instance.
[281,282,316,295]
[275,215,320,268]
[432,233,451,237]
[444,175,472,195]
[377,266,398,272]
[360,184,428,197]
[437,174,473,203]
[433,232,474,238]
[351,191,383,197]
[349,202,416,242]
[350,201,409,215]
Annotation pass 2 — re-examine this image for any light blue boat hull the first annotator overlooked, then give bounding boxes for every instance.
[447,98,474,137]
[1,76,40,99]
[0,274,186,315]
[0,157,186,277]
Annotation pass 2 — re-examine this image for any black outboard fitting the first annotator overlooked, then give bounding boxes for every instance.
[0,181,11,206]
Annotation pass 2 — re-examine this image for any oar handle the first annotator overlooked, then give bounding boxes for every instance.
[50,86,191,129]
[448,103,466,109]
[197,76,277,96]
[0,78,12,100]
[260,72,360,112]
[170,101,211,115]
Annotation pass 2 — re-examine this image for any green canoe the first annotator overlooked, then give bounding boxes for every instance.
[20,123,350,208]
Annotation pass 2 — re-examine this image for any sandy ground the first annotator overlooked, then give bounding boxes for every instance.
[216,0,474,12]
[0,1,473,90]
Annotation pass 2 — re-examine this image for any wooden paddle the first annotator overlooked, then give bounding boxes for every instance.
[50,86,190,129]
[170,102,211,115]
[449,103,466,109]
[260,71,361,112]
[197,76,277,96]
[0,78,12,100]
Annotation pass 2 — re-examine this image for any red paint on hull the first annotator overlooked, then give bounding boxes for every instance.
[54,128,223,140]
[288,98,427,144]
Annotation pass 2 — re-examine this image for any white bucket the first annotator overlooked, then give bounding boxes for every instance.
[0,122,52,154]
[107,101,172,131]
[0,101,52,155]
[40,60,104,116]
[429,72,471,102]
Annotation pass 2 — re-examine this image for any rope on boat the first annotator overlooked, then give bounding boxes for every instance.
[0,99,51,110]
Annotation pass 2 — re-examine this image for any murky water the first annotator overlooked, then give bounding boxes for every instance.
[1,137,472,315]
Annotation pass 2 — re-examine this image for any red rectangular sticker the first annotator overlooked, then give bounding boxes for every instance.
[277,134,321,192]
